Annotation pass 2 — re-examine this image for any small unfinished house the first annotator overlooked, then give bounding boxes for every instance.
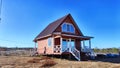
[34,14,94,61]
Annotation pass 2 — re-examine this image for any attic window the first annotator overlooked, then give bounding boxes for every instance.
[62,23,75,33]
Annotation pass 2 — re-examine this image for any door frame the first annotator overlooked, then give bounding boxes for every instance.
[61,38,75,52]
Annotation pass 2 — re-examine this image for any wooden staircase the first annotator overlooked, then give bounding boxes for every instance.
[63,46,80,61]
[71,48,80,61]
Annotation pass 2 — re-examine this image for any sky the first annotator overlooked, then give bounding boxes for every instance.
[0,0,120,48]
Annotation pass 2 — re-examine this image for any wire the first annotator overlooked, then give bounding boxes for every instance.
[0,0,2,23]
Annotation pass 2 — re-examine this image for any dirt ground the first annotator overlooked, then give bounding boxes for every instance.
[0,56,120,68]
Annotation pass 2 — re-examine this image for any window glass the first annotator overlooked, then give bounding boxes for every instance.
[62,23,75,33]
[48,38,52,46]
[67,24,70,31]
[62,23,67,32]
[71,40,75,49]
[70,25,75,33]
[62,39,67,45]
[62,39,67,51]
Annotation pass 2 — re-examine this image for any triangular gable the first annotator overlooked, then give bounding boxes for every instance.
[53,14,83,36]
[34,14,84,41]
[68,14,84,36]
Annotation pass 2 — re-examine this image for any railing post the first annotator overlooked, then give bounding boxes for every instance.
[60,36,62,53]
[83,40,85,47]
[83,40,85,51]
[89,39,91,49]
[52,36,54,54]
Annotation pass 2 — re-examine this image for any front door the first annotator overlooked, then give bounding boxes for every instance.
[62,39,75,52]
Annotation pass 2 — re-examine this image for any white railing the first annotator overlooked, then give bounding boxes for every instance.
[62,46,80,61]
[71,48,80,61]
[62,47,69,52]
[54,45,61,53]
[81,45,95,59]
[82,46,91,52]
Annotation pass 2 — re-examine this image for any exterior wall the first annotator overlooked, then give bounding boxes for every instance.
[54,16,81,36]
[37,37,53,54]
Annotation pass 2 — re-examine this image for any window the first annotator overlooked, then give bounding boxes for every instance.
[62,23,67,32]
[48,38,52,46]
[62,23,75,33]
[67,24,70,31]
[70,24,75,33]
[62,39,67,51]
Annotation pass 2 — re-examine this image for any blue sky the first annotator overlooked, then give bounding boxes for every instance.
[0,0,120,48]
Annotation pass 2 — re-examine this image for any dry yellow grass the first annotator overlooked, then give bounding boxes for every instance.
[0,56,120,68]
[53,59,120,68]
[0,56,42,68]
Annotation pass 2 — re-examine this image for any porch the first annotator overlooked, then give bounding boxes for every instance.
[53,34,93,54]
[52,34,93,61]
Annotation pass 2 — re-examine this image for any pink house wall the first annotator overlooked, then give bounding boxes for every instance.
[37,38,53,54]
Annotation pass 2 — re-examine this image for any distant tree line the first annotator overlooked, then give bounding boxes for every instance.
[93,47,120,53]
[0,46,34,51]
[0,46,7,51]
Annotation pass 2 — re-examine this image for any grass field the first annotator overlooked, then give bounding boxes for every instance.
[0,56,120,68]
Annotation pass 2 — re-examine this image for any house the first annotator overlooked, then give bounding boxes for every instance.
[34,14,94,61]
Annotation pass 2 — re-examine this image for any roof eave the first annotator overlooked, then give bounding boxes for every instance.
[33,34,52,42]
